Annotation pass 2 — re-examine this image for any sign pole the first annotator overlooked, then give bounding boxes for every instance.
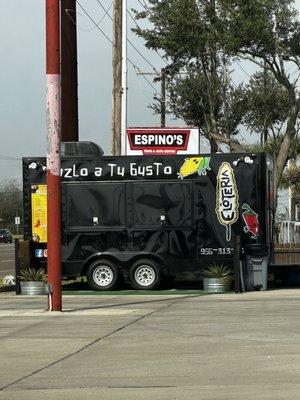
[121,0,127,155]
[46,0,62,311]
[15,216,20,236]
[14,238,21,295]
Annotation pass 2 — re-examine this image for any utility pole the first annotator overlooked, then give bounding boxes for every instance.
[160,68,166,127]
[121,0,127,155]
[46,0,62,311]
[60,0,79,142]
[112,0,122,155]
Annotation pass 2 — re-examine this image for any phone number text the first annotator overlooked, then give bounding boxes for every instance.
[200,247,234,255]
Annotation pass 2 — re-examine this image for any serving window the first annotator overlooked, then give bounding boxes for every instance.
[132,181,192,229]
[64,182,126,230]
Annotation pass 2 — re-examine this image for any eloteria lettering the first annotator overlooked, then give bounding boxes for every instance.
[216,162,239,241]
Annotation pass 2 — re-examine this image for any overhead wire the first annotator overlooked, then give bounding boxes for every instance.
[79,1,232,116]
[76,1,112,44]
[75,1,161,98]
[95,0,158,72]
[66,2,113,32]
[236,60,252,79]
[95,0,113,24]
[132,0,243,98]
[0,155,22,180]
[127,7,168,66]
[0,155,20,160]
[133,66,160,94]
[137,0,149,10]
[85,2,259,145]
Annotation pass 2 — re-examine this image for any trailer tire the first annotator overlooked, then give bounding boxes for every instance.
[130,259,161,290]
[86,259,119,290]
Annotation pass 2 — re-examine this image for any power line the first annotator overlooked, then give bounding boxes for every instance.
[137,0,149,10]
[66,3,113,32]
[127,39,157,71]
[133,1,242,102]
[133,66,160,94]
[76,1,112,43]
[76,1,160,98]
[0,155,21,161]
[0,166,21,169]
[95,0,159,71]
[238,132,252,146]
[95,0,113,22]
[76,1,174,105]
[127,7,168,66]
[127,7,141,29]
[236,60,252,79]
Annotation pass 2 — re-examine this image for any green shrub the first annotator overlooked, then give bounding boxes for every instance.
[19,268,47,282]
[202,263,232,279]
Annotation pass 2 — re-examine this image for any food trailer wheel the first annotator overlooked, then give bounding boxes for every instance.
[86,259,119,290]
[130,259,161,290]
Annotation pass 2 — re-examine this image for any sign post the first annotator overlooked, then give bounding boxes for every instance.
[15,216,20,236]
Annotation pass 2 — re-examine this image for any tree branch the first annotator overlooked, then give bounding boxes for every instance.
[210,131,245,152]
[239,53,268,70]
[288,56,300,69]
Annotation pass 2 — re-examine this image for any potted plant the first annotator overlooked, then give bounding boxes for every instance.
[19,267,47,295]
[202,263,232,293]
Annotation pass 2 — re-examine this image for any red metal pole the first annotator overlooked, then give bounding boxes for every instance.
[46,0,62,311]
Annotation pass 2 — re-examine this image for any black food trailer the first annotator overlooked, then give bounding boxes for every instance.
[23,146,274,290]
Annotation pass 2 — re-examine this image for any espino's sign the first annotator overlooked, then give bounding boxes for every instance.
[130,130,187,147]
[126,127,199,155]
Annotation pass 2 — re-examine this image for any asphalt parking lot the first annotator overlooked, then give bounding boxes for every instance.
[0,243,14,281]
[0,289,299,400]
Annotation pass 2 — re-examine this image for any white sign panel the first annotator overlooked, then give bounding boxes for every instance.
[126,127,200,155]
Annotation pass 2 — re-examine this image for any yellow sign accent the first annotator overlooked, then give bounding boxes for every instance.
[216,162,239,241]
[31,185,47,243]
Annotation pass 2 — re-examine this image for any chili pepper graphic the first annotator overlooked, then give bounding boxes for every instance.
[34,219,41,228]
[242,203,259,237]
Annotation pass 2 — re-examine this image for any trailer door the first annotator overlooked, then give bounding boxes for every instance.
[131,181,193,229]
[63,182,126,231]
